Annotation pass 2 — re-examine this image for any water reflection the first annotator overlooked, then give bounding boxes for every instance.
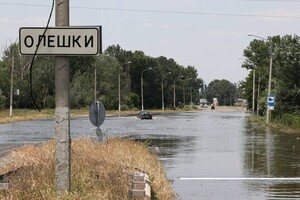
[0,110,300,199]
[123,134,197,165]
[243,119,300,199]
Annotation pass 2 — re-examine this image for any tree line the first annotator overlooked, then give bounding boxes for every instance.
[0,42,243,111]
[241,34,300,122]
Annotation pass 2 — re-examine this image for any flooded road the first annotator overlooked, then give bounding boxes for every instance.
[0,107,300,199]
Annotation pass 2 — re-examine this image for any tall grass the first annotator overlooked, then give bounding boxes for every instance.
[0,138,176,200]
[274,114,300,129]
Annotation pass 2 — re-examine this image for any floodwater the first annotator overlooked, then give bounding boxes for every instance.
[0,107,300,199]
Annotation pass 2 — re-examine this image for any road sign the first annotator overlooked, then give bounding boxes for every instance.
[267,95,275,110]
[89,101,105,127]
[19,27,101,55]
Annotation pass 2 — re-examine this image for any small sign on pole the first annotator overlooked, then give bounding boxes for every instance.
[267,95,275,110]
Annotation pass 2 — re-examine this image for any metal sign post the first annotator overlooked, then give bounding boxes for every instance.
[89,101,106,141]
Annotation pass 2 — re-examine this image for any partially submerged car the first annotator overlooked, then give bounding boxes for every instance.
[137,110,153,119]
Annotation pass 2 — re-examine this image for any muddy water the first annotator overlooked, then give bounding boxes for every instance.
[0,108,299,199]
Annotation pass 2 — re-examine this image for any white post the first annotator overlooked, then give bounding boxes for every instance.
[257,76,261,115]
[141,75,144,111]
[9,56,14,117]
[173,82,176,108]
[118,66,121,112]
[252,69,255,114]
[94,67,97,102]
[161,81,164,110]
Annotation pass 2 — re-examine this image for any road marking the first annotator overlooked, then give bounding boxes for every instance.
[179,177,300,181]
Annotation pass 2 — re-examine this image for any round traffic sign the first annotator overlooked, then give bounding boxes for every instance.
[89,101,105,127]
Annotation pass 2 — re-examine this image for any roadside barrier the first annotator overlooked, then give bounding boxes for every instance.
[129,171,151,200]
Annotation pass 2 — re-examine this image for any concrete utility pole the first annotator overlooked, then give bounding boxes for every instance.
[252,69,256,114]
[55,0,71,192]
[118,65,121,112]
[9,55,14,117]
[266,55,273,123]
[161,81,165,110]
[94,67,97,102]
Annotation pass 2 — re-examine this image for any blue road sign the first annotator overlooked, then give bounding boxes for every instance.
[267,95,275,110]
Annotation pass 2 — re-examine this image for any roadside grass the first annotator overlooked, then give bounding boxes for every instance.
[274,114,300,129]
[247,113,300,134]
[0,138,176,199]
[0,109,55,124]
[271,114,300,133]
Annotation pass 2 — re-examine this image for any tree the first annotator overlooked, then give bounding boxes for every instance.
[206,79,236,106]
[0,60,9,107]
[0,89,6,108]
[1,42,204,110]
[242,34,300,116]
[273,35,300,115]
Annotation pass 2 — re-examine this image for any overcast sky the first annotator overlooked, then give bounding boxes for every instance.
[1,0,300,84]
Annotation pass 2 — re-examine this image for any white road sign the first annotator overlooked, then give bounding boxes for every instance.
[19,27,101,55]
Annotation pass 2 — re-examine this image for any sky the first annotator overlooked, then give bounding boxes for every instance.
[1,0,300,84]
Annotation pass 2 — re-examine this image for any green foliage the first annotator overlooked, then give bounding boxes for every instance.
[206,79,236,106]
[70,72,94,109]
[0,89,6,108]
[0,61,9,107]
[128,92,140,108]
[120,104,130,111]
[274,114,300,129]
[1,42,203,110]
[242,34,300,118]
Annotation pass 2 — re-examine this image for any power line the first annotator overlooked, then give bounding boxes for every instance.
[28,0,55,112]
[241,0,300,2]
[1,2,300,19]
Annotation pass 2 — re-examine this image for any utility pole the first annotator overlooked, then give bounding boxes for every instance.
[190,87,192,105]
[94,67,97,102]
[183,85,185,105]
[55,0,71,192]
[266,55,273,123]
[9,55,14,117]
[161,81,164,110]
[252,69,256,114]
[257,76,261,115]
[118,65,121,112]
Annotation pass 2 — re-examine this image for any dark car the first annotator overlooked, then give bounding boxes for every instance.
[137,110,153,119]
